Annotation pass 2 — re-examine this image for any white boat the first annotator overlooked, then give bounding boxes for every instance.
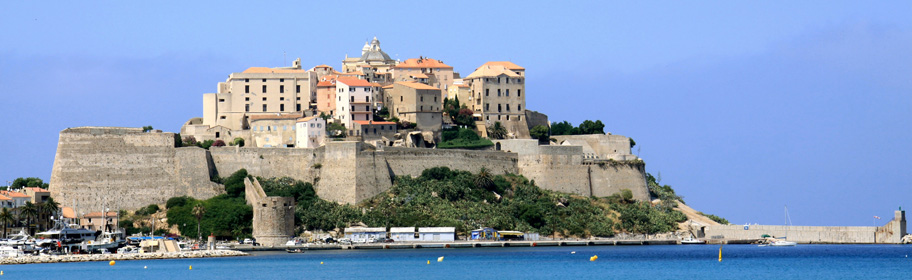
[2,230,34,246]
[35,224,97,247]
[0,245,21,258]
[765,206,798,247]
[681,237,706,244]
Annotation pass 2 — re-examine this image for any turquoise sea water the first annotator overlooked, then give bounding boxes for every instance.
[3,245,911,279]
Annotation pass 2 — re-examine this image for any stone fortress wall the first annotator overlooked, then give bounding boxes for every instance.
[49,127,224,214]
[50,127,648,212]
[702,210,907,244]
[244,177,295,247]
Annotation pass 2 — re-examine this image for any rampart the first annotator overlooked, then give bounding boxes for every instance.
[49,127,223,213]
[50,127,650,210]
[244,177,295,247]
[702,210,907,244]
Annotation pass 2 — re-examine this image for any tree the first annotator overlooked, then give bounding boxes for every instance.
[578,120,605,135]
[488,122,507,139]
[192,202,206,241]
[142,125,154,132]
[213,140,226,147]
[11,177,49,189]
[326,122,347,138]
[199,140,215,149]
[474,167,494,190]
[0,208,13,238]
[230,137,245,147]
[530,125,550,142]
[550,121,575,135]
[183,136,198,146]
[19,202,37,235]
[223,169,249,198]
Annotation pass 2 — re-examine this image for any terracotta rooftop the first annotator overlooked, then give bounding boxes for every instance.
[1,191,29,198]
[84,211,118,218]
[297,116,322,122]
[410,73,429,79]
[241,67,308,74]
[25,187,49,192]
[465,65,521,79]
[0,194,10,201]
[457,84,470,88]
[396,81,440,90]
[481,61,524,70]
[394,58,453,69]
[353,120,397,125]
[62,207,76,219]
[313,64,332,68]
[370,82,383,87]
[317,81,335,87]
[337,78,373,87]
[249,113,303,121]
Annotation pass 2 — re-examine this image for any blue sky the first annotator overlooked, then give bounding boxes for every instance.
[2,1,910,227]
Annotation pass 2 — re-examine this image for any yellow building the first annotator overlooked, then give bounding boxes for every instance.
[464,61,528,138]
[388,82,443,132]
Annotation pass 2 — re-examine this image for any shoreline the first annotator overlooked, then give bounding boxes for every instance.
[0,250,248,265]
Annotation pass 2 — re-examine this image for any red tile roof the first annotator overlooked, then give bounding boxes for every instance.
[396,81,440,90]
[317,81,335,87]
[337,78,373,87]
[242,67,308,74]
[353,120,397,125]
[25,187,49,193]
[394,58,453,69]
[481,61,524,70]
[0,191,29,198]
[0,194,10,201]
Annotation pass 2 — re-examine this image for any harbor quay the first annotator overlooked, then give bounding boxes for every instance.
[0,250,247,265]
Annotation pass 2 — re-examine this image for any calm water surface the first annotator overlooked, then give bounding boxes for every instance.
[4,245,911,279]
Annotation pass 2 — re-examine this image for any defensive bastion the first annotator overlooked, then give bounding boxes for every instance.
[50,127,648,213]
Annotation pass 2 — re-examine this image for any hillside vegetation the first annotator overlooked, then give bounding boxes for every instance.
[164,167,692,239]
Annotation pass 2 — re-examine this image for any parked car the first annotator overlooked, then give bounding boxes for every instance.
[338,238,352,245]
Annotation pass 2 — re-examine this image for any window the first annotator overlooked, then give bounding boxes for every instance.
[280,78,284,82]
[280,85,285,93]
[497,115,501,120]
[280,97,285,101]
[262,79,266,82]
[245,79,249,82]
[263,104,267,112]
[351,105,355,111]
[497,77,501,83]
[507,104,511,111]
[245,97,250,101]
[262,85,267,92]
[310,123,314,128]
[420,96,423,102]
[296,85,300,93]
[317,124,321,128]
[273,126,277,131]
[485,103,490,111]
[485,89,489,96]
[263,97,267,101]
[245,85,249,93]
[350,96,354,102]
[400,96,403,102]
[245,104,250,112]
[220,116,226,119]
[265,137,270,141]
[365,106,369,111]
[517,89,521,97]
[280,104,285,111]
[296,104,301,111]
[434,96,437,102]
[505,89,509,96]
[365,96,369,102]
[420,106,423,111]
[498,104,502,112]
[373,128,377,134]
[219,99,225,102]
[518,105,522,111]
[283,126,287,131]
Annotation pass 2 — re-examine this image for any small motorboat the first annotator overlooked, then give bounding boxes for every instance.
[680,237,706,244]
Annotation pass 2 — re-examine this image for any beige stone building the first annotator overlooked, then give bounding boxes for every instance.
[80,211,119,232]
[342,37,398,74]
[249,113,303,148]
[387,82,443,132]
[392,57,455,91]
[464,61,529,138]
[295,116,326,148]
[200,59,316,133]
[353,120,397,141]
[22,187,50,203]
[316,79,337,115]
[335,78,375,129]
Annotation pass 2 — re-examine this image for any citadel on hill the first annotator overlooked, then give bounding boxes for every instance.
[51,37,648,214]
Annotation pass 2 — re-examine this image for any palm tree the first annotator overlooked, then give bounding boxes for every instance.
[0,208,14,238]
[474,167,494,190]
[43,197,59,230]
[20,202,38,235]
[488,122,507,139]
[192,202,206,241]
